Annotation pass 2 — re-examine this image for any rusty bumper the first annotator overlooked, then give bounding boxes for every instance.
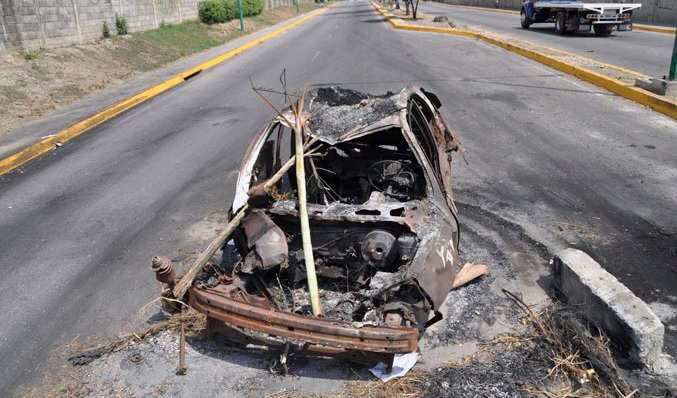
[189,285,419,365]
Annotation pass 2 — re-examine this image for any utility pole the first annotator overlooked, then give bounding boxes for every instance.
[669,26,677,80]
[238,0,244,31]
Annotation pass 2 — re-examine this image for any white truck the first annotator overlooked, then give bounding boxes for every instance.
[520,0,642,36]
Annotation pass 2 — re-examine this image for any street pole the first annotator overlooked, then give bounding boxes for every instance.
[669,25,677,80]
[238,0,244,31]
[296,0,300,13]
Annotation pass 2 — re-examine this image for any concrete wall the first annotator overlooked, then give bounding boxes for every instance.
[634,0,677,24]
[0,0,312,52]
[264,0,311,10]
[0,0,199,51]
[437,0,677,24]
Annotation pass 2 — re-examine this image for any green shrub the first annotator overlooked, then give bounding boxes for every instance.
[199,0,262,23]
[243,0,263,17]
[199,0,228,24]
[22,52,36,61]
[115,13,128,35]
[102,21,110,38]
[223,0,239,20]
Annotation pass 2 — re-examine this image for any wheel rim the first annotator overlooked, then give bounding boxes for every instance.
[556,15,563,31]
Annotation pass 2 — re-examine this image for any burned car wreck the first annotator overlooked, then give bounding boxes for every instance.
[154,86,487,369]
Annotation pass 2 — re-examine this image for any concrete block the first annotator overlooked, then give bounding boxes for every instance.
[551,248,664,371]
[635,77,677,97]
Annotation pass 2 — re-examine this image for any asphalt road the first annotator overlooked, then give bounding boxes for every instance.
[1,1,676,395]
[417,2,675,78]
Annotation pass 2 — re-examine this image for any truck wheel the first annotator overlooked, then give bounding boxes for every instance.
[520,9,531,29]
[555,12,566,35]
[593,24,613,36]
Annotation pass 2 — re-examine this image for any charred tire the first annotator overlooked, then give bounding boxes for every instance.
[520,9,531,29]
[593,24,613,36]
[555,12,566,35]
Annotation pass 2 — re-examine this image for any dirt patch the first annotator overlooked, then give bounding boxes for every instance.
[0,47,132,134]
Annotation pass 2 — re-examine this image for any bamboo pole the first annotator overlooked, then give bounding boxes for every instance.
[289,88,322,317]
[294,122,322,316]
[252,85,322,316]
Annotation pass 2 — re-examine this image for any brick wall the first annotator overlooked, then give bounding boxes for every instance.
[265,0,309,10]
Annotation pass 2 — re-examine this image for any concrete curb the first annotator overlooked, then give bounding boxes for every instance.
[0,5,336,177]
[426,3,676,34]
[372,2,677,120]
[551,248,664,370]
[634,24,676,34]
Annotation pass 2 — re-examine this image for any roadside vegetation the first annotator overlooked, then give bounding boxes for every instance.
[198,0,264,24]
[103,3,317,72]
[0,4,321,134]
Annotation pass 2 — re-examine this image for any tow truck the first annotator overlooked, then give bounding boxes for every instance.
[520,0,641,36]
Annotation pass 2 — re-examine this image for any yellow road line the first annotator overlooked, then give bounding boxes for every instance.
[0,5,336,177]
[372,2,676,119]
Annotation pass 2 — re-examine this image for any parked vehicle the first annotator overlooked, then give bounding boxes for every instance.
[520,0,641,36]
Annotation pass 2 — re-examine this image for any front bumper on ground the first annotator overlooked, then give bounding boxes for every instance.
[189,284,419,367]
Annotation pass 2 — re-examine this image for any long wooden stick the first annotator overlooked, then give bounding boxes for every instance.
[173,153,300,301]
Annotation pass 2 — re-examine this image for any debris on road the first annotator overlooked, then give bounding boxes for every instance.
[369,351,419,381]
[176,308,188,375]
[68,347,103,366]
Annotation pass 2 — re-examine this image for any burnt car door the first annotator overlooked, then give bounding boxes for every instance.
[398,91,461,325]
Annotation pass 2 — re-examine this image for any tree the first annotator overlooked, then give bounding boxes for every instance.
[411,0,421,19]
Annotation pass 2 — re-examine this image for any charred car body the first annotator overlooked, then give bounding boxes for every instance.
[167,86,472,368]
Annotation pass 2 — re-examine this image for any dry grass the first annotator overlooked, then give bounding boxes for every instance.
[341,374,424,398]
[61,307,206,362]
[334,299,635,398]
[541,305,636,397]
